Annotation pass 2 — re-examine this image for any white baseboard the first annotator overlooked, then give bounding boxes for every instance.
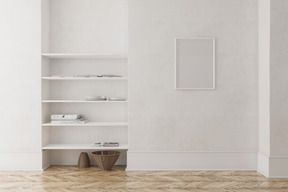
[42,164,51,170]
[257,151,288,178]
[257,151,269,177]
[126,151,257,171]
[0,152,42,171]
[269,157,288,177]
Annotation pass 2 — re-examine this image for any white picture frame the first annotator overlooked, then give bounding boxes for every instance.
[175,38,215,90]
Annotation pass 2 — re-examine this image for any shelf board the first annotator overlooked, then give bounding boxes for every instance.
[42,122,128,127]
[41,77,127,80]
[42,53,127,59]
[42,100,127,103]
[42,144,128,150]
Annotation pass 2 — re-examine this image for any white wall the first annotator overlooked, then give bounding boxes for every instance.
[128,0,258,170]
[258,0,270,177]
[49,0,128,54]
[3,0,287,173]
[0,0,42,170]
[270,0,288,158]
[257,0,288,178]
[269,0,288,177]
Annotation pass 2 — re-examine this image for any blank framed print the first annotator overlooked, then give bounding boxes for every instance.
[175,38,215,89]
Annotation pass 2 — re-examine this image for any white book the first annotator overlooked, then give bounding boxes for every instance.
[50,120,86,124]
[51,117,85,122]
[51,114,81,120]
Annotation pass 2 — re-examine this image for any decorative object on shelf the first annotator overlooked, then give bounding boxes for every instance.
[91,142,120,147]
[73,74,122,78]
[50,114,86,124]
[91,151,120,170]
[51,114,81,119]
[108,97,126,101]
[78,152,91,168]
[97,96,107,100]
[93,142,102,147]
[74,74,101,78]
[100,74,122,78]
[85,96,107,101]
[103,142,119,147]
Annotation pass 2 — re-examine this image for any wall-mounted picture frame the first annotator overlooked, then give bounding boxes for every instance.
[175,38,215,90]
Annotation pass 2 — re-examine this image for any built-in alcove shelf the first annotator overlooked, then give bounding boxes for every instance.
[41,1,129,168]
[42,122,128,127]
[41,77,128,80]
[42,100,127,103]
[42,53,127,59]
[42,144,128,150]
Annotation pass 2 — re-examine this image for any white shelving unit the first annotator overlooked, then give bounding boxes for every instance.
[41,54,128,140]
[41,0,128,168]
[41,53,128,162]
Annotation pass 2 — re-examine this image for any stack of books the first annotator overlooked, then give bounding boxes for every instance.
[51,114,86,124]
[103,142,119,147]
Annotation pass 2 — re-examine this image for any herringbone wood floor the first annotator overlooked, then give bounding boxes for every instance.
[0,166,287,192]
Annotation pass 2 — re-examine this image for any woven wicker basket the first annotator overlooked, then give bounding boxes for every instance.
[91,151,120,170]
[77,152,91,168]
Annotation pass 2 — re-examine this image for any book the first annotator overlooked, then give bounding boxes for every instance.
[103,142,119,147]
[51,117,85,122]
[50,119,86,124]
[51,114,81,120]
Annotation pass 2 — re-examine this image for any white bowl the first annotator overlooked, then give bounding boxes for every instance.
[85,96,107,101]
